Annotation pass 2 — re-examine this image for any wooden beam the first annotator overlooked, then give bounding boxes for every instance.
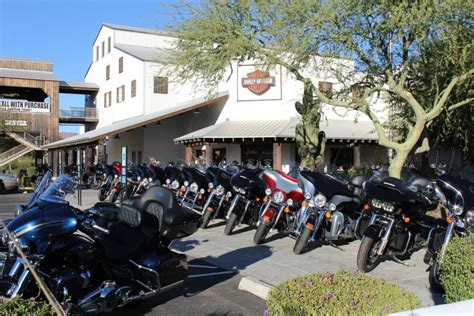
[273,142,282,171]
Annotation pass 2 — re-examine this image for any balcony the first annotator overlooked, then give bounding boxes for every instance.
[59,107,98,124]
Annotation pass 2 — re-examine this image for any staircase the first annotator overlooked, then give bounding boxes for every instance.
[0,132,46,167]
[0,145,34,167]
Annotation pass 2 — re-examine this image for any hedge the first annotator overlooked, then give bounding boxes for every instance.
[440,234,474,303]
[267,271,421,315]
[0,296,54,315]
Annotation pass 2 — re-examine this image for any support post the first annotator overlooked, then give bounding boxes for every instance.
[273,143,282,170]
[354,145,361,167]
[185,146,193,165]
[205,143,213,166]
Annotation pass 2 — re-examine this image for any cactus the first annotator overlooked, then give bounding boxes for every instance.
[295,81,326,171]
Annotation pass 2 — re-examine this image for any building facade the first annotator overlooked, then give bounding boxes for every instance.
[45,24,390,172]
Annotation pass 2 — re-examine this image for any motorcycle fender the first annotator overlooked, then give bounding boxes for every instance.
[262,208,277,224]
[363,225,383,239]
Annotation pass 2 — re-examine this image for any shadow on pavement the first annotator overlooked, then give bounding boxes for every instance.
[119,246,272,315]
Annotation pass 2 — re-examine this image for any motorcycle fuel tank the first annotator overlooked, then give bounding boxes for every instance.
[6,201,77,254]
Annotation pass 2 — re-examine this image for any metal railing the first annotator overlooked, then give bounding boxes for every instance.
[59,107,97,119]
[9,132,46,147]
[0,144,29,161]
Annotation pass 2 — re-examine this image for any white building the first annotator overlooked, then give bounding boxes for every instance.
[45,23,389,172]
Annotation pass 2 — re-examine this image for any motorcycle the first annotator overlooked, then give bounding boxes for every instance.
[98,162,122,202]
[223,166,267,235]
[356,173,438,272]
[178,161,209,213]
[199,162,240,229]
[253,169,304,244]
[16,171,52,217]
[291,171,370,254]
[425,164,474,291]
[1,174,200,314]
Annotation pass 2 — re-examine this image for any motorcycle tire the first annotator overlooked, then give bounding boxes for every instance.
[98,189,107,201]
[253,222,271,245]
[110,190,119,203]
[200,209,213,229]
[224,213,239,235]
[357,236,383,272]
[293,227,312,254]
[429,257,444,293]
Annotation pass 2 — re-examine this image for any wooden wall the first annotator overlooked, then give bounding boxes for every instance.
[0,59,53,72]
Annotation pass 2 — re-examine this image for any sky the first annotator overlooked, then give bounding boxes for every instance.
[0,0,192,132]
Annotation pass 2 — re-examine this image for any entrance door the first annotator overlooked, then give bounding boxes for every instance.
[241,144,273,167]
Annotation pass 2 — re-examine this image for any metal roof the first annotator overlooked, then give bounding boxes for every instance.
[114,44,172,62]
[59,81,100,93]
[174,119,378,144]
[103,23,176,37]
[43,91,229,150]
[0,68,58,81]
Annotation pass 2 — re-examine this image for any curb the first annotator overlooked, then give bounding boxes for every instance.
[238,275,273,300]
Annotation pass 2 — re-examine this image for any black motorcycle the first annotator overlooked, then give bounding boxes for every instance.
[178,162,209,212]
[199,163,240,229]
[356,174,437,272]
[223,166,267,235]
[292,171,370,254]
[98,162,122,202]
[1,174,199,314]
[425,164,474,291]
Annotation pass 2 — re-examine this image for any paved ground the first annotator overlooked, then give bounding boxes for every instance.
[0,191,266,315]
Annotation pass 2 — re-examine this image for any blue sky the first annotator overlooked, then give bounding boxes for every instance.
[0,0,189,132]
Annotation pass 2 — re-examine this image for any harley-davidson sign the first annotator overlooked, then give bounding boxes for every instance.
[241,70,276,95]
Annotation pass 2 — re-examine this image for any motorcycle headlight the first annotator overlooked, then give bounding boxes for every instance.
[287,198,294,206]
[233,186,239,193]
[465,210,474,227]
[452,204,463,216]
[199,188,205,194]
[208,183,214,189]
[382,202,395,212]
[273,191,285,204]
[216,185,225,196]
[226,191,232,198]
[371,199,382,209]
[313,194,326,208]
[239,188,246,195]
[265,188,272,196]
[190,183,199,193]
[171,180,180,190]
[184,181,189,187]
[1,230,8,246]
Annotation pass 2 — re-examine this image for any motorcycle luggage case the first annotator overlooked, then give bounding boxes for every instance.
[137,250,188,289]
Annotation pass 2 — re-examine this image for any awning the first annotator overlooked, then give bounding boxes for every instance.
[174,118,378,144]
[44,91,229,150]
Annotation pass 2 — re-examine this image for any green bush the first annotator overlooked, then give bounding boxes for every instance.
[440,234,474,303]
[267,271,421,315]
[0,296,54,315]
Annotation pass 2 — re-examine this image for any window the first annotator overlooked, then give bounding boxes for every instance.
[106,65,110,80]
[104,91,112,107]
[131,80,136,97]
[101,41,105,58]
[137,151,142,164]
[118,57,123,73]
[154,76,168,94]
[95,46,99,61]
[116,85,125,103]
[107,37,111,54]
[318,81,333,98]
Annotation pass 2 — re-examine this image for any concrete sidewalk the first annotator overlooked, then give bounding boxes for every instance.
[70,189,443,307]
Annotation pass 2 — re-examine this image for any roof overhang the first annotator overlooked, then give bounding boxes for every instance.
[59,81,100,94]
[174,119,379,145]
[44,91,229,150]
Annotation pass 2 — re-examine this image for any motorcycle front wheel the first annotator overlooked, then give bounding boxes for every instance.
[253,222,271,244]
[98,188,107,201]
[429,256,444,293]
[224,213,239,235]
[200,208,213,229]
[293,227,312,254]
[357,236,383,272]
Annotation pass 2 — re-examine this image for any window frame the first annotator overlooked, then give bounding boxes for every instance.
[106,65,110,80]
[131,80,136,98]
[153,76,168,94]
[119,57,124,73]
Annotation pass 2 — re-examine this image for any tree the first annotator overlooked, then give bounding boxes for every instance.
[167,0,474,178]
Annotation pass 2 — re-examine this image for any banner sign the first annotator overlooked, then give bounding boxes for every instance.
[0,100,50,113]
[237,64,282,101]
[4,120,28,126]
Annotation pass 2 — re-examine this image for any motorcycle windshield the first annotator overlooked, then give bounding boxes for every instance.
[26,171,52,207]
[39,175,77,205]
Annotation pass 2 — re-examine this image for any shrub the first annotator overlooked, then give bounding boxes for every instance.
[267,271,421,315]
[0,296,54,315]
[440,234,474,303]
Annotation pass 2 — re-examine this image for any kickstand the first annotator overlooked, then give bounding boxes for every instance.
[391,256,414,267]
[327,241,345,251]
